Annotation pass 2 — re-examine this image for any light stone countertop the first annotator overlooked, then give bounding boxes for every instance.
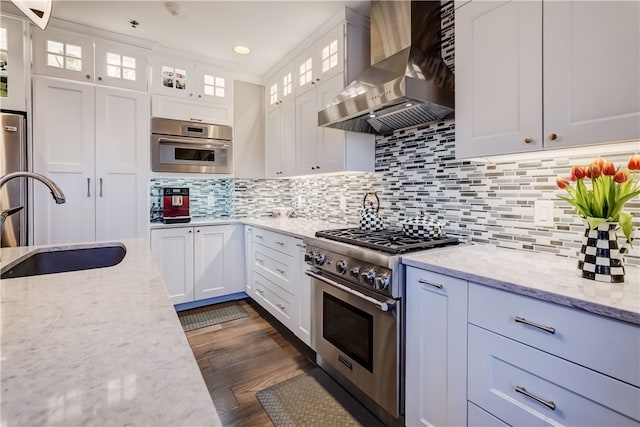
[149,217,354,239]
[0,239,222,427]
[402,244,640,325]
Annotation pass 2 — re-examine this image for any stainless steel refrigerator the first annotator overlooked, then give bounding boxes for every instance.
[1,112,27,247]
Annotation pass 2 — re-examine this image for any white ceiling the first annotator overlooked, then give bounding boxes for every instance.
[28,0,370,80]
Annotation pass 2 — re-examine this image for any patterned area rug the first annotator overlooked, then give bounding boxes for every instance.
[178,302,249,331]
[256,368,385,427]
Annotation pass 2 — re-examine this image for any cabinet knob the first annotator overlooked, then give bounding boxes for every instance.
[524,137,533,144]
[97,76,103,81]
[316,165,320,170]
[311,81,315,85]
[548,133,558,141]
[189,93,194,97]
[198,94,202,98]
[311,167,316,170]
[316,78,320,81]
[86,74,91,79]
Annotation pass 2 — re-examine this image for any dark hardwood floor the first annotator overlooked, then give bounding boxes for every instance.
[180,299,316,426]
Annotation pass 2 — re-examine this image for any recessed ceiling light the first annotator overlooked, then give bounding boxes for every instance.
[233,45,251,55]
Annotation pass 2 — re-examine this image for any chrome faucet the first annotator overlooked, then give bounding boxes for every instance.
[0,172,66,204]
[0,172,65,259]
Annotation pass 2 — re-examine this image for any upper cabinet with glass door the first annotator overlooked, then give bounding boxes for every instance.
[295,23,345,96]
[0,14,27,111]
[150,53,232,109]
[266,61,296,112]
[32,27,149,91]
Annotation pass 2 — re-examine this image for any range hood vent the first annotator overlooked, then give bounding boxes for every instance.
[319,1,454,135]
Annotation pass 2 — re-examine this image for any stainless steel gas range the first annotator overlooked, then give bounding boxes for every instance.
[304,228,459,427]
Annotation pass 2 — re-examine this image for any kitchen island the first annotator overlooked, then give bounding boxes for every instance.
[0,239,221,426]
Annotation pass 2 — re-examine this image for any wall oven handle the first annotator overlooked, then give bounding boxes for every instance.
[157,137,229,149]
[305,270,395,312]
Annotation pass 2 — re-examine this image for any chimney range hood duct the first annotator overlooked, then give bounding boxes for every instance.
[318,1,454,135]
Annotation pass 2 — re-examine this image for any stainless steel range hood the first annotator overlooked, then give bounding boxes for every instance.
[318,1,454,135]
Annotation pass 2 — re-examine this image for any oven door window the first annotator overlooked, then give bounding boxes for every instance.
[323,292,374,372]
[175,147,216,162]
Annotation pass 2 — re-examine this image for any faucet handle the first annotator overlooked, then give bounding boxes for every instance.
[1,206,24,218]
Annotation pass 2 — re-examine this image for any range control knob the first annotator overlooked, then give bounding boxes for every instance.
[304,251,315,264]
[360,269,377,287]
[335,260,348,274]
[375,273,390,290]
[313,253,326,266]
[350,267,360,277]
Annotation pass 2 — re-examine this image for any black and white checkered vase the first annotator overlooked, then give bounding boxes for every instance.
[577,222,626,283]
[402,217,444,239]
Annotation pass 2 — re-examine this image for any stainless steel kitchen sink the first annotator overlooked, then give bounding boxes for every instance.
[1,243,126,279]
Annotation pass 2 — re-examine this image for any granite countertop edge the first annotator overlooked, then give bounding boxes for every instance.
[402,244,640,326]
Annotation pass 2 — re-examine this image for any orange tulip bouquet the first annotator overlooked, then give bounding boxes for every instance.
[556,155,640,282]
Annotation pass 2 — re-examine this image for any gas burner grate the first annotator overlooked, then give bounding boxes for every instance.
[315,228,459,254]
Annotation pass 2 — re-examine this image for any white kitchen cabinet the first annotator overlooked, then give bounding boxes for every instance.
[265,9,371,177]
[265,61,297,178]
[32,26,149,91]
[32,76,148,245]
[150,52,232,124]
[455,1,542,157]
[467,283,640,425]
[455,0,640,158]
[295,23,345,96]
[233,80,265,179]
[296,240,311,347]
[296,73,374,175]
[244,225,254,296]
[543,1,639,150]
[150,226,194,304]
[249,227,311,346]
[151,224,245,305]
[405,267,468,427]
[0,15,27,111]
[265,97,296,177]
[266,61,296,112]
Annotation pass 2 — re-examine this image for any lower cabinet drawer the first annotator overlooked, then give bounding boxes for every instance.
[468,284,640,387]
[253,243,294,295]
[468,325,640,426]
[468,402,508,427]
[253,271,292,326]
[252,227,301,255]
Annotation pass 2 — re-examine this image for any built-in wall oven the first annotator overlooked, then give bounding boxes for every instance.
[151,117,232,174]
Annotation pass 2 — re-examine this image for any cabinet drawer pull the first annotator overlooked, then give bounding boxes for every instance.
[256,288,264,294]
[514,316,555,334]
[99,178,103,197]
[275,268,285,274]
[255,234,264,239]
[418,279,442,289]
[87,178,91,197]
[189,118,203,122]
[255,258,264,263]
[515,386,556,411]
[276,303,286,311]
[275,241,285,246]
[296,243,306,248]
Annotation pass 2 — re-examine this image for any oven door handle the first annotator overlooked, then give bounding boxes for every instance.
[305,270,395,312]
[157,136,229,149]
